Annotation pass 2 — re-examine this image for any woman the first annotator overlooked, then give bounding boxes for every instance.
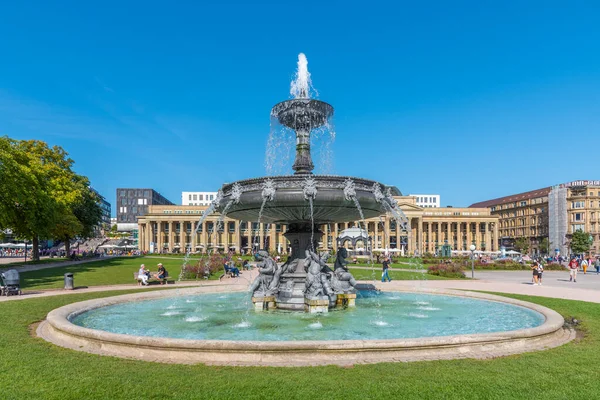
[138,264,149,286]
[531,261,539,286]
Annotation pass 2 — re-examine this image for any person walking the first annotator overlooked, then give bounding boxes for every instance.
[531,261,540,285]
[595,257,600,275]
[582,257,589,274]
[568,257,579,283]
[537,261,544,285]
[381,257,392,282]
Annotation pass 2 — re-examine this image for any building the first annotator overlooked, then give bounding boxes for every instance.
[137,196,498,255]
[181,191,218,206]
[470,180,600,256]
[409,194,440,208]
[116,188,174,231]
[90,187,111,230]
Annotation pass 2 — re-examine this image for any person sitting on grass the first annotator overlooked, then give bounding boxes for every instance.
[155,263,168,284]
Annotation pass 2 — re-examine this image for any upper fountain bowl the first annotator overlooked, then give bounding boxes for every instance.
[271,99,333,130]
[220,175,401,224]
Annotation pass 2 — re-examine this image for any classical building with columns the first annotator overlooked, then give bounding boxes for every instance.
[137,197,498,256]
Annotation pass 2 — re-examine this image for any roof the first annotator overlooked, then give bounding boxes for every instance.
[469,187,552,208]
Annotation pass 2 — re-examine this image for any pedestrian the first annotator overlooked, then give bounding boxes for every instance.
[381,257,391,282]
[537,261,544,285]
[531,261,540,285]
[595,257,600,275]
[582,257,589,274]
[568,257,578,283]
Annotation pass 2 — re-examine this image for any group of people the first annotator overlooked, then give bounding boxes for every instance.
[531,261,544,285]
[568,256,600,282]
[137,263,168,285]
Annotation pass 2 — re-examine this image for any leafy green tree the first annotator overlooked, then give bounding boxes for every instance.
[539,237,550,255]
[571,230,592,255]
[514,237,530,254]
[0,136,101,260]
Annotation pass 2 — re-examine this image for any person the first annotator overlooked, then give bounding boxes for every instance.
[536,261,544,285]
[531,261,539,286]
[568,257,578,283]
[381,257,391,282]
[581,257,588,274]
[137,264,150,286]
[242,259,251,270]
[595,257,600,275]
[224,261,240,277]
[156,263,168,284]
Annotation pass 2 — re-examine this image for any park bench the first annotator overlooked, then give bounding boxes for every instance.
[133,272,175,285]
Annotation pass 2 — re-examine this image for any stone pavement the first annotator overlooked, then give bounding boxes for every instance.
[2,267,598,304]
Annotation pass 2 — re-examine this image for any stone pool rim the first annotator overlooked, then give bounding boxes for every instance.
[37,285,573,366]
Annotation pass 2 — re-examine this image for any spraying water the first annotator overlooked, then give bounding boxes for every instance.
[290,53,316,99]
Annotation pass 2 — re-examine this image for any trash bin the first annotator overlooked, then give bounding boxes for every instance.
[64,273,74,290]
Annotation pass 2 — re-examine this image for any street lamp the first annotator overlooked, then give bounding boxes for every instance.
[470,244,476,279]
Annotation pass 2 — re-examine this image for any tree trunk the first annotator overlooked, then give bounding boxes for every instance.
[32,236,40,261]
[65,237,71,257]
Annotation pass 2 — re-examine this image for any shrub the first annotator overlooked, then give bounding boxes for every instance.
[427,263,466,278]
[180,253,226,280]
[545,262,566,271]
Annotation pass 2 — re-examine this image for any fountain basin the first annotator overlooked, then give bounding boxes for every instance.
[37,286,573,366]
[221,175,400,224]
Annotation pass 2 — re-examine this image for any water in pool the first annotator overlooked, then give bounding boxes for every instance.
[71,291,544,341]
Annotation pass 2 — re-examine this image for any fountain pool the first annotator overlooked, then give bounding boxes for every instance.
[71,291,545,341]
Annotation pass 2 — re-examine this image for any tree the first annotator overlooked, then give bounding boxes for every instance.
[571,230,592,255]
[539,237,550,255]
[514,237,530,254]
[0,136,101,260]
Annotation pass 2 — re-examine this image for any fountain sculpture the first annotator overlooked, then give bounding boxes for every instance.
[207,53,403,312]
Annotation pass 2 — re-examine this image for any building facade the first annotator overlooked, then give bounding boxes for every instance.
[470,180,600,256]
[90,187,111,228]
[138,197,498,255]
[181,191,218,206]
[409,194,440,208]
[116,188,174,231]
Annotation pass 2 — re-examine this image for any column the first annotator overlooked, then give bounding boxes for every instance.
[418,217,423,255]
[374,221,379,249]
[145,222,151,251]
[157,221,163,253]
[224,220,230,251]
[484,222,491,251]
[202,222,208,253]
[437,222,442,251]
[493,222,499,251]
[466,222,471,248]
[191,220,197,253]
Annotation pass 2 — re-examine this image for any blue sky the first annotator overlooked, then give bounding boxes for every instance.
[1,1,599,214]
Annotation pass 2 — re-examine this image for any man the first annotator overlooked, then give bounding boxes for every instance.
[595,257,600,275]
[568,257,579,283]
[155,263,168,285]
[381,257,391,282]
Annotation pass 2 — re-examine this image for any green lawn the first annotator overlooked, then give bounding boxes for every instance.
[349,267,452,280]
[1,257,69,268]
[19,256,221,290]
[0,290,597,399]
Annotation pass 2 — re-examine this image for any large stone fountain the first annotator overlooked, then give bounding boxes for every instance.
[215,53,403,312]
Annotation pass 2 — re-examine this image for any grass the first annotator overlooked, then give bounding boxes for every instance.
[19,256,222,290]
[348,267,452,280]
[1,257,69,268]
[0,290,597,399]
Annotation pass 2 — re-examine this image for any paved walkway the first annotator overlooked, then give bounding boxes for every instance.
[0,256,121,273]
[2,267,598,304]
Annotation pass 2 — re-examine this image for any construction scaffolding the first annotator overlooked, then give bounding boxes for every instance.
[548,186,568,256]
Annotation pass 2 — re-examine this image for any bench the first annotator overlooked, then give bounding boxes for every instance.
[134,272,174,285]
[218,268,237,281]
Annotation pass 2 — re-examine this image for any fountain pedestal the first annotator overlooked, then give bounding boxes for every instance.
[252,296,276,311]
[304,297,330,313]
[336,293,357,308]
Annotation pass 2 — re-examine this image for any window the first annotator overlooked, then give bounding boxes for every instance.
[188,194,192,201]
[572,201,585,209]
[424,197,428,203]
[138,198,143,205]
[210,195,214,200]
[193,194,197,200]
[433,197,437,203]
[574,213,583,221]
[520,201,526,206]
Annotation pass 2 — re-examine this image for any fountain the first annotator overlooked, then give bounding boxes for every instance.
[37,54,573,366]
[216,53,401,312]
